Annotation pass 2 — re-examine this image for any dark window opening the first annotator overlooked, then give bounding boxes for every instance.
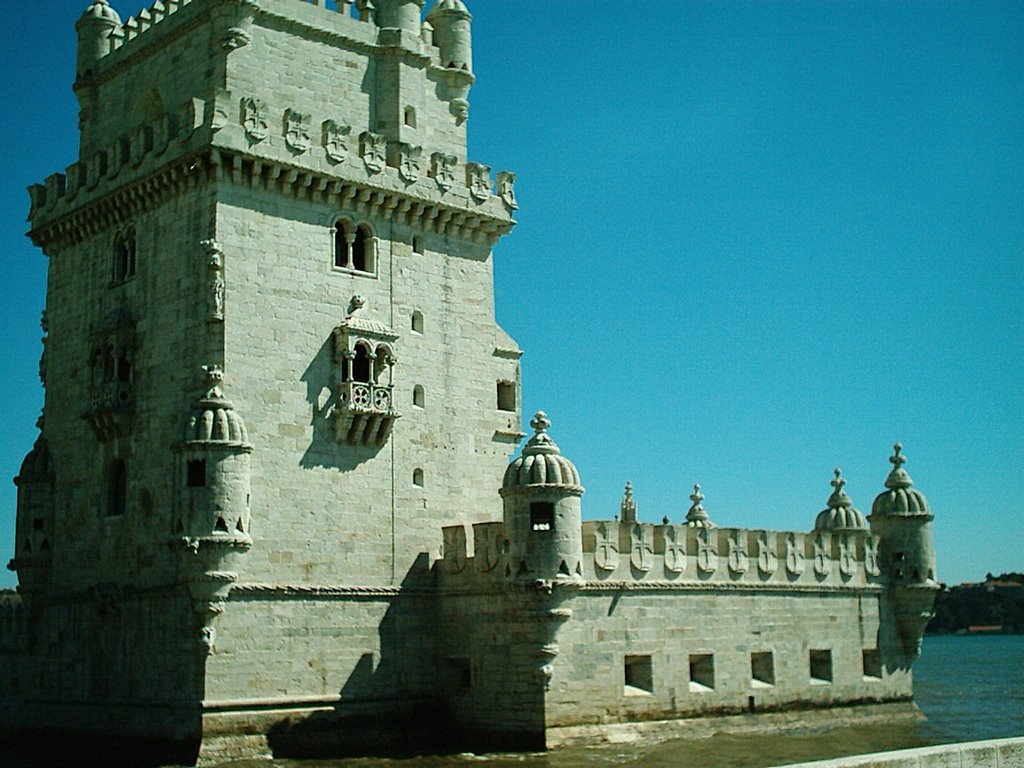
[351,345,372,383]
[352,225,371,272]
[751,651,775,687]
[404,106,417,128]
[413,235,424,254]
[497,381,516,412]
[411,310,424,334]
[413,385,425,408]
[624,655,653,695]
[32,518,45,532]
[530,501,554,532]
[810,649,833,683]
[413,468,424,488]
[689,654,715,691]
[107,459,128,517]
[116,353,132,383]
[215,516,229,533]
[187,459,207,488]
[334,221,350,268]
[862,649,882,680]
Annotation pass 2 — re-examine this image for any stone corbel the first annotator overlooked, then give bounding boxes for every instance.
[215,0,261,50]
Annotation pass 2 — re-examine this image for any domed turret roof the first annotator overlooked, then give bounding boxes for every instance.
[79,0,121,25]
[18,437,53,481]
[685,484,715,528]
[183,367,251,448]
[427,0,470,20]
[871,443,930,517]
[501,411,582,491]
[814,468,867,531]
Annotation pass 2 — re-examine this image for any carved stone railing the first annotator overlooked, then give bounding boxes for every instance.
[332,381,399,446]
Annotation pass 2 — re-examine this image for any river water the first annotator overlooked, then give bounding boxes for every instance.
[222,635,1023,768]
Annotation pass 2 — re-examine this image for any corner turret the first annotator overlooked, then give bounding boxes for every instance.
[8,428,56,610]
[75,1,121,80]
[171,366,254,651]
[869,443,939,656]
[426,0,473,121]
[815,468,868,532]
[375,0,426,36]
[500,412,584,581]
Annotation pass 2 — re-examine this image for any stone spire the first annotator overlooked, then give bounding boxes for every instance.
[685,484,715,528]
[620,481,637,523]
[872,443,931,517]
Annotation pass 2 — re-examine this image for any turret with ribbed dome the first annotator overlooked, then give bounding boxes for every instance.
[426,0,474,120]
[500,411,584,581]
[175,366,253,540]
[76,0,121,80]
[814,468,868,532]
[8,426,56,610]
[868,443,939,657]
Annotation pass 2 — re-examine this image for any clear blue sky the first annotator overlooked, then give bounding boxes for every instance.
[1,1,1021,589]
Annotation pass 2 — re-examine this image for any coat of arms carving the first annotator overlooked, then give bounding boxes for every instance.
[322,120,351,163]
[728,531,748,574]
[662,525,686,574]
[431,152,457,191]
[284,108,311,153]
[594,521,619,572]
[696,527,717,574]
[240,97,268,142]
[785,532,806,576]
[629,524,652,572]
[466,162,491,202]
[360,131,386,173]
[813,533,832,577]
[757,531,778,576]
[399,144,422,183]
[497,170,517,209]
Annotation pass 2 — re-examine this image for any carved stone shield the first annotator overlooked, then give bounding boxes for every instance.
[697,527,717,574]
[630,524,653,572]
[284,108,311,153]
[786,533,805,576]
[399,144,422,183]
[864,536,881,577]
[432,152,457,191]
[241,97,268,142]
[594,521,619,572]
[813,533,832,577]
[322,120,351,163]
[663,525,686,574]
[757,531,778,576]
[728,531,748,574]
[442,525,467,574]
[466,162,491,202]
[360,131,386,173]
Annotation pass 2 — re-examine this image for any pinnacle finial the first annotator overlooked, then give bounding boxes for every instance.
[530,411,550,435]
[690,484,703,506]
[620,481,637,523]
[831,468,845,493]
[686,484,714,527]
[890,443,906,468]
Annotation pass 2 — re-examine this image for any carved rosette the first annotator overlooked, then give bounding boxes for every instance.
[322,120,351,163]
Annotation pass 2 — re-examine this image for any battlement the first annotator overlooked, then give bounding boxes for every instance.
[437,520,882,593]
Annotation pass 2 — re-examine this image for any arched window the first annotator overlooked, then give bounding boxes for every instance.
[413,468,424,488]
[413,385,425,408]
[107,459,128,517]
[112,227,137,283]
[411,310,424,334]
[350,344,372,383]
[404,106,417,128]
[334,220,351,269]
[352,224,373,273]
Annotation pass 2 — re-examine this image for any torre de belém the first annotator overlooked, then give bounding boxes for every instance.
[1,1,940,765]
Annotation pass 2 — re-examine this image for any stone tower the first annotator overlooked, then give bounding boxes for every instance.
[10,0,520,756]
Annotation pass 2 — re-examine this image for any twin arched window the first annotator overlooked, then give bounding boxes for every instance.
[334,220,376,274]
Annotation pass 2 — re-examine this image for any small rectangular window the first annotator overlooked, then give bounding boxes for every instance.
[862,649,882,680]
[810,649,833,684]
[530,502,554,532]
[187,459,207,488]
[689,653,715,692]
[497,380,516,412]
[751,651,775,687]
[624,655,653,695]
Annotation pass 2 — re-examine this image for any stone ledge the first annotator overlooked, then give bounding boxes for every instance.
[771,735,1024,768]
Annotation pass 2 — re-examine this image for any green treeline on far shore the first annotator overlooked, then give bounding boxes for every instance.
[928,572,1024,635]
